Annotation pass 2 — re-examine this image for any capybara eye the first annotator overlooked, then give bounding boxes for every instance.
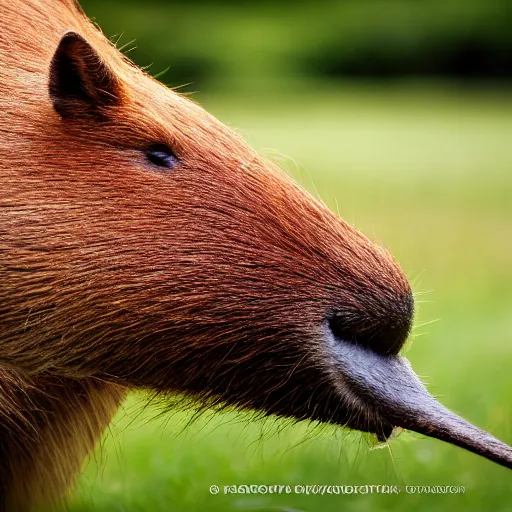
[146,144,179,169]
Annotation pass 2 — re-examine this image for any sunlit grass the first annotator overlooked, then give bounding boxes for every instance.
[70,86,512,512]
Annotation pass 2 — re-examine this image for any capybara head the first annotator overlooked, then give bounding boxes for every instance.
[1,0,511,470]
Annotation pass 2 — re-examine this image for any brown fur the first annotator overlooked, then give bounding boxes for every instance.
[0,0,412,509]
[0,367,125,510]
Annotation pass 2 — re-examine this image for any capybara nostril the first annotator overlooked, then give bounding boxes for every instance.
[328,291,414,356]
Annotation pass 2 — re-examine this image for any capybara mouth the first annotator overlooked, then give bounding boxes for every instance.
[323,325,512,469]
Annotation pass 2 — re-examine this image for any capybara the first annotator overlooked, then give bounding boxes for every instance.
[0,0,511,510]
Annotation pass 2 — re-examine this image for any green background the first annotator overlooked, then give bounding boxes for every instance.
[69,1,511,511]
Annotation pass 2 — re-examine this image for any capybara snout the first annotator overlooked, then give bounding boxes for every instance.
[328,288,414,356]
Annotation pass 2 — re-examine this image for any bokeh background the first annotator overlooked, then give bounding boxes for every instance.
[72,0,511,511]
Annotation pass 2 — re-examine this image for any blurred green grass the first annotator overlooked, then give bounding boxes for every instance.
[81,0,512,88]
[68,85,512,512]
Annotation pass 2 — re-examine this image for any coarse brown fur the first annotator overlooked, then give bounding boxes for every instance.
[0,0,414,510]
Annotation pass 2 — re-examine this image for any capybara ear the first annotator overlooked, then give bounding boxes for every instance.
[49,31,122,118]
